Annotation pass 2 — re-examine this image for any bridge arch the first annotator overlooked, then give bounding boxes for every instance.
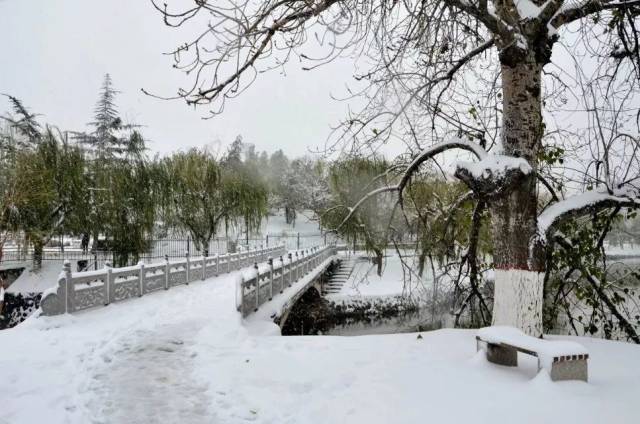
[278,281,324,333]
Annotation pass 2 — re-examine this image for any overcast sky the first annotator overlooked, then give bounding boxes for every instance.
[0,0,359,157]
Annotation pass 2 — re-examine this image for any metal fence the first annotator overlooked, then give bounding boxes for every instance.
[0,233,338,270]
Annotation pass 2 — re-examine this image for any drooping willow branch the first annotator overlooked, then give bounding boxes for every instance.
[330,138,487,232]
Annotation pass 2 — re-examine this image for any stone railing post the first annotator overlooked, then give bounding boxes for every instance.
[301,250,309,277]
[302,250,307,275]
[254,262,260,311]
[279,255,284,293]
[310,248,314,269]
[164,254,170,290]
[268,257,274,301]
[138,261,145,297]
[309,247,316,269]
[287,253,293,287]
[294,251,299,282]
[309,248,316,270]
[104,261,112,306]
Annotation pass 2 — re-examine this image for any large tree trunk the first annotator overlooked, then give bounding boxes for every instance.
[490,57,545,336]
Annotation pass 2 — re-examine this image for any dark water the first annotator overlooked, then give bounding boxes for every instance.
[321,309,454,336]
[281,290,455,336]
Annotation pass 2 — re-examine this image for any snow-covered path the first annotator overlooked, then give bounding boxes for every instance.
[2,260,640,424]
[87,321,211,424]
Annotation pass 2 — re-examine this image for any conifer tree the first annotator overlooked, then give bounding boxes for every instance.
[1,94,42,148]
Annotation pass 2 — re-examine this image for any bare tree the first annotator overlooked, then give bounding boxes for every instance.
[150,0,640,337]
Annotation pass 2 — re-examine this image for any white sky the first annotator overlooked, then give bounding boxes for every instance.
[0,0,358,157]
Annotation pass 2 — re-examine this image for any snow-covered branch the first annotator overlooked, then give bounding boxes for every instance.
[552,0,640,27]
[332,139,487,232]
[397,138,488,193]
[538,187,640,241]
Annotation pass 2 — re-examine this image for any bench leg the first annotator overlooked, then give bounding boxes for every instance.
[550,359,588,382]
[485,343,517,367]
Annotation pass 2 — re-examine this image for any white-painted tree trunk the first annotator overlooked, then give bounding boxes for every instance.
[491,269,544,337]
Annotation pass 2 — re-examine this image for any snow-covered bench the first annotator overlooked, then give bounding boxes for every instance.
[476,326,589,382]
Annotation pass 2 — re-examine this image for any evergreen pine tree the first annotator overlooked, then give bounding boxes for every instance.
[1,94,42,148]
[76,74,134,158]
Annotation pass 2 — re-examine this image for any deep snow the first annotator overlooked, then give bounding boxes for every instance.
[1,259,640,423]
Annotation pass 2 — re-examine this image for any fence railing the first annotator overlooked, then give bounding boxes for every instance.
[237,245,337,317]
[0,234,339,268]
[40,245,286,316]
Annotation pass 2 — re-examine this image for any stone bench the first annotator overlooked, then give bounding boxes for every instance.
[475,326,589,382]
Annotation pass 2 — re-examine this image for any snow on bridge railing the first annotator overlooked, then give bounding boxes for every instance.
[237,245,337,317]
[40,245,287,316]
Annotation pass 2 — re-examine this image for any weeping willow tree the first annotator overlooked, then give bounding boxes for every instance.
[105,132,156,267]
[157,149,224,256]
[405,177,493,326]
[14,128,86,268]
[322,157,400,275]
[157,148,268,255]
[222,165,269,246]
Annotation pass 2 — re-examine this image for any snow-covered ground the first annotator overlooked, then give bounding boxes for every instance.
[2,258,640,423]
[262,209,321,236]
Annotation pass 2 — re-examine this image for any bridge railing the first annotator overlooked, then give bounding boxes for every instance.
[40,245,286,316]
[237,245,337,317]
